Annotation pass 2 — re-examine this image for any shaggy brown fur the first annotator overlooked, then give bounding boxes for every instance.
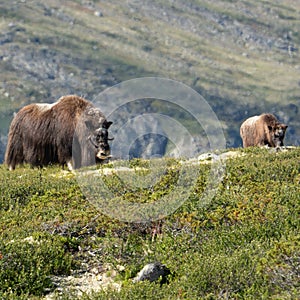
[5,95,113,170]
[240,113,287,148]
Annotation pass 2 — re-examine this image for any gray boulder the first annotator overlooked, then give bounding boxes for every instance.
[133,262,170,284]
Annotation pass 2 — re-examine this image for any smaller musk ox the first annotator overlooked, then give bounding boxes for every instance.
[240,113,287,148]
[5,95,113,170]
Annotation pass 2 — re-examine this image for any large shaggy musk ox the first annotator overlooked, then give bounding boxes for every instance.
[5,95,113,170]
[240,113,287,148]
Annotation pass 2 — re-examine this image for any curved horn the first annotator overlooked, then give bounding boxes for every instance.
[88,135,99,148]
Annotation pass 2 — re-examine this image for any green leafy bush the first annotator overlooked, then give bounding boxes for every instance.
[0,233,74,296]
[0,148,299,299]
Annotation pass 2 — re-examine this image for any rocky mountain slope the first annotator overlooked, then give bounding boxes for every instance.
[0,0,299,161]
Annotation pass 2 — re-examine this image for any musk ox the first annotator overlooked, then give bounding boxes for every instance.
[5,95,113,170]
[240,113,287,148]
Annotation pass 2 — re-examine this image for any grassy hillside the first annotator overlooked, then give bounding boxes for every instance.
[0,0,299,152]
[0,148,299,299]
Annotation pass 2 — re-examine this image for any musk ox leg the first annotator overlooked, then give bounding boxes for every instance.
[5,139,24,171]
[8,165,15,171]
[6,156,21,171]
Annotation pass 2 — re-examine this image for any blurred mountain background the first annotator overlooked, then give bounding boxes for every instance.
[0,0,299,161]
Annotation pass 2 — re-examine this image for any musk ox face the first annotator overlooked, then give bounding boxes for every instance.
[269,124,288,147]
[88,122,114,160]
[81,107,114,161]
[73,109,113,169]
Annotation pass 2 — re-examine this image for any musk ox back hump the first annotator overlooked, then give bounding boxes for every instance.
[5,95,113,170]
[240,113,287,148]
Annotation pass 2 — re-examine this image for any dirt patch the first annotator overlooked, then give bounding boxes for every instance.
[44,264,121,299]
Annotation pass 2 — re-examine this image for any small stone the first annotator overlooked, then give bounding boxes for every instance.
[94,11,103,17]
[198,152,213,161]
[133,262,170,284]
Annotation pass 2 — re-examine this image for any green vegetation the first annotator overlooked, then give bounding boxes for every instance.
[0,148,299,299]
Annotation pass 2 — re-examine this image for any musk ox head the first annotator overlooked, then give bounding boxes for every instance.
[269,123,288,147]
[73,106,113,168]
[88,121,114,160]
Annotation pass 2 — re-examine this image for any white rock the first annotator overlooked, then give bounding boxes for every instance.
[133,262,170,283]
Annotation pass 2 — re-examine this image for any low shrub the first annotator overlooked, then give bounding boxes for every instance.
[0,148,299,299]
[0,233,74,296]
